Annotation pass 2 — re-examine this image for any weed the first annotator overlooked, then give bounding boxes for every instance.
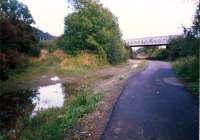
[17,86,103,140]
[172,56,199,95]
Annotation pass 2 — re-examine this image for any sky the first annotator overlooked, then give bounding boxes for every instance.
[19,0,198,39]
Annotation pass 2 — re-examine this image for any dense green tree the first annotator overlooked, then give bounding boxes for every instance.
[0,0,34,24]
[0,0,38,79]
[61,0,128,64]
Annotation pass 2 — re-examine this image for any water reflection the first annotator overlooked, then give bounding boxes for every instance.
[50,76,60,81]
[32,83,65,115]
[0,83,66,132]
[0,89,38,131]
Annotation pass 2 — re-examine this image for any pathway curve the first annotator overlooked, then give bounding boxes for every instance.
[102,61,198,140]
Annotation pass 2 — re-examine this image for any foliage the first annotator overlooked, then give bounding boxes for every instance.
[60,52,98,68]
[151,49,168,60]
[0,0,34,24]
[60,0,128,64]
[172,56,199,94]
[192,2,200,37]
[168,2,199,95]
[0,50,102,93]
[17,86,103,140]
[135,47,168,60]
[39,40,58,53]
[168,2,199,58]
[0,89,37,139]
[167,36,199,60]
[0,0,39,80]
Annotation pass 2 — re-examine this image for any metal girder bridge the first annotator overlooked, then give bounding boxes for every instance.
[125,35,178,47]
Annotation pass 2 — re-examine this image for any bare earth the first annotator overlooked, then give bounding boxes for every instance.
[66,59,147,140]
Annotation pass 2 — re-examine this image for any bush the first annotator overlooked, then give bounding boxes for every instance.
[167,37,199,60]
[172,56,198,82]
[39,41,58,53]
[151,49,168,60]
[0,53,30,80]
[60,0,128,65]
[107,42,129,64]
[172,56,199,94]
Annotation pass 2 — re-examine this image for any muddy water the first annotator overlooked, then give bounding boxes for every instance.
[0,80,66,131]
[32,83,65,116]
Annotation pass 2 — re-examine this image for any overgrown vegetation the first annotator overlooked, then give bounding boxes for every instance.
[169,3,199,95]
[172,56,198,94]
[0,0,40,80]
[134,47,168,60]
[0,85,103,139]
[0,0,129,81]
[59,0,129,65]
[16,86,103,140]
[0,49,103,93]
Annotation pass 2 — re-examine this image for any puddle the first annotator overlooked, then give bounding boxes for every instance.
[131,64,138,69]
[0,89,37,130]
[32,83,65,115]
[50,76,60,81]
[1,83,68,131]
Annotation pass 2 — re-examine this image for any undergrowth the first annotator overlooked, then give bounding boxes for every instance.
[172,56,199,95]
[17,86,103,140]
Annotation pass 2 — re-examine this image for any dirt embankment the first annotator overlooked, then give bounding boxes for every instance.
[67,59,147,140]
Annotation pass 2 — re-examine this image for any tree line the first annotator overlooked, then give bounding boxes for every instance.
[0,0,41,79]
[0,0,129,80]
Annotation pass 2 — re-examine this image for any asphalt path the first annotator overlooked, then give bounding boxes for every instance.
[102,61,198,140]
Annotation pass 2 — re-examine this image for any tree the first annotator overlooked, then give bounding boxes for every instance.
[61,0,128,64]
[192,2,200,37]
[167,2,200,60]
[0,0,38,79]
[0,0,34,24]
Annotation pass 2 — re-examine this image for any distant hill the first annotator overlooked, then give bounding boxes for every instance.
[33,28,56,41]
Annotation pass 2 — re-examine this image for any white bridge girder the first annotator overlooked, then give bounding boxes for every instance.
[125,35,178,47]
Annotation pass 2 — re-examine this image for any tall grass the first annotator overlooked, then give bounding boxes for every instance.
[0,50,106,93]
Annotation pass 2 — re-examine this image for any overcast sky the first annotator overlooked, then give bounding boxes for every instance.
[19,0,198,39]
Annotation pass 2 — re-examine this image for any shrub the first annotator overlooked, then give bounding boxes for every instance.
[172,56,199,94]
[173,56,198,82]
[135,47,168,60]
[167,37,199,60]
[151,49,168,60]
[39,41,58,53]
[107,42,129,64]
[60,0,128,65]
